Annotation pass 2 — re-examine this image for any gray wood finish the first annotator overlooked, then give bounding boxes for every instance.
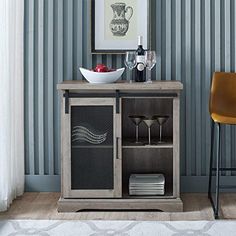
[24,0,236,192]
[61,98,121,198]
[58,197,183,213]
[58,83,182,211]
[57,81,183,91]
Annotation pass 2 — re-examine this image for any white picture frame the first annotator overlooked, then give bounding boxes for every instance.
[91,0,150,54]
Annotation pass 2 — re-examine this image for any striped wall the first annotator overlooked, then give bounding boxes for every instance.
[24,0,236,192]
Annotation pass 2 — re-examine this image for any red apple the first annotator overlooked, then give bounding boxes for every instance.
[94,64,108,72]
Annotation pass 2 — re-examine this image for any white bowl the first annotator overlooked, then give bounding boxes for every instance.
[79,67,125,84]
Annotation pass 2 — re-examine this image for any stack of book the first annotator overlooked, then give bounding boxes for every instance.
[129,174,165,196]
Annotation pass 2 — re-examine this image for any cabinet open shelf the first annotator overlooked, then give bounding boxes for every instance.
[122,137,173,149]
[122,185,174,199]
[122,97,173,151]
[122,148,174,202]
[121,97,174,202]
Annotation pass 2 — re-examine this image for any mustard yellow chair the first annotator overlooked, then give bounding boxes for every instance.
[208,72,236,218]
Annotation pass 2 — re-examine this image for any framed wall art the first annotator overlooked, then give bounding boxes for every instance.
[91,0,150,54]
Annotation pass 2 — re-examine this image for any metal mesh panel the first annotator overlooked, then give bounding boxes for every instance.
[71,106,114,190]
[71,148,113,189]
[71,106,113,146]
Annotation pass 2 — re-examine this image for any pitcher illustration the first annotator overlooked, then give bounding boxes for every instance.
[110,2,133,37]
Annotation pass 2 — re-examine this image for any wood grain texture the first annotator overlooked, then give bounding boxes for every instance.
[2,192,236,220]
[62,97,121,198]
[59,87,181,211]
[61,92,70,197]
[173,96,180,198]
[59,88,181,211]
[114,99,122,197]
[58,197,183,213]
[57,81,183,91]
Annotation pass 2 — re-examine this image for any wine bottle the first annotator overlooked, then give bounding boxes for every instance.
[135,36,146,82]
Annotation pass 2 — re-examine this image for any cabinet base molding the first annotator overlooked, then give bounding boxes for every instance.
[57,197,183,212]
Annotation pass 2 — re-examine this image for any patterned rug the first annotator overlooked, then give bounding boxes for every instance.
[0,220,236,235]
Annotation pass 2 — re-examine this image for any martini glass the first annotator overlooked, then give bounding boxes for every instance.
[129,115,145,144]
[143,118,156,145]
[153,116,169,143]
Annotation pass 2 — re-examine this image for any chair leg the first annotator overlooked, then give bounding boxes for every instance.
[215,123,221,219]
[208,120,215,198]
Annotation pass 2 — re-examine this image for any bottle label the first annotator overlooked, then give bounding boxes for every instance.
[137,64,145,71]
[136,55,145,64]
[136,55,145,71]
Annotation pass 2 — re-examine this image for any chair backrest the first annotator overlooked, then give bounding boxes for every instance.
[210,72,236,118]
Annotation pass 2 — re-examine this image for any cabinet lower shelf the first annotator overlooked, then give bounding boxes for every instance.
[58,197,183,212]
[122,185,173,199]
[122,193,174,199]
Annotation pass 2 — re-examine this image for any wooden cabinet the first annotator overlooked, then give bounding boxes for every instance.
[57,81,183,212]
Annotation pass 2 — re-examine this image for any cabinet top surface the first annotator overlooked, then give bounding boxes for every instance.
[57,80,183,91]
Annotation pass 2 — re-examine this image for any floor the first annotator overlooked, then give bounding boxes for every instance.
[0,193,236,221]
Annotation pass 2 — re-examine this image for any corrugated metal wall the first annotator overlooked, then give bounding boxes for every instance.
[24,0,236,191]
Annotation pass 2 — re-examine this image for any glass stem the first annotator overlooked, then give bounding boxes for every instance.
[148,127,151,145]
[159,125,162,142]
[136,125,139,143]
[146,68,151,82]
[129,69,133,83]
[148,69,151,82]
